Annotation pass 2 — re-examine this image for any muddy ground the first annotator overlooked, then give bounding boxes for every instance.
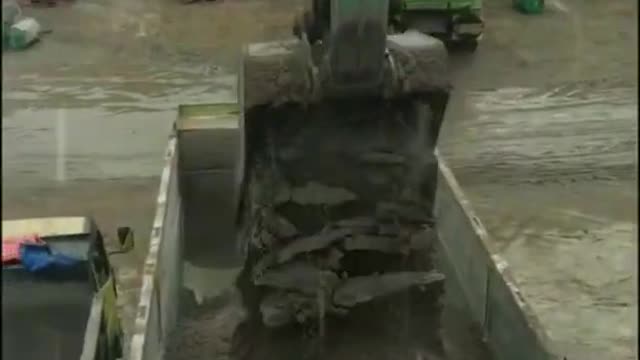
[439,82,637,359]
[436,3,637,358]
[2,0,637,359]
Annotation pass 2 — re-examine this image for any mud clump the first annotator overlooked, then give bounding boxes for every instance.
[230,98,446,359]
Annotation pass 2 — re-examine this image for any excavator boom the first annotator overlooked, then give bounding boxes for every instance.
[295,0,393,96]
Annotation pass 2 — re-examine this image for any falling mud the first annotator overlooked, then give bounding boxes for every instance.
[233,96,446,358]
[165,264,492,360]
[165,95,493,360]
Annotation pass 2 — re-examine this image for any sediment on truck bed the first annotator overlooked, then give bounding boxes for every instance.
[231,97,446,359]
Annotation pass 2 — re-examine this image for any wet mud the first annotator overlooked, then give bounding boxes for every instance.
[439,81,637,359]
[166,289,492,360]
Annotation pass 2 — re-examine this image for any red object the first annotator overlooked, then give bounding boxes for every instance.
[17,0,74,7]
[2,234,43,265]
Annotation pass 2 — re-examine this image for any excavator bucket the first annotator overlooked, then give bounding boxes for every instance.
[234,28,451,340]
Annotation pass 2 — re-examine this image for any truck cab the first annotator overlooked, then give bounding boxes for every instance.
[2,216,125,360]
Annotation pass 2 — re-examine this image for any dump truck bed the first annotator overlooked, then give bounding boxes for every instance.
[1,217,116,360]
[127,102,575,360]
[439,84,637,360]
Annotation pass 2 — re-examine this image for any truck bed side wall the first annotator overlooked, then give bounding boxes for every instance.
[129,103,240,360]
[129,137,183,360]
[129,105,556,360]
[434,152,558,360]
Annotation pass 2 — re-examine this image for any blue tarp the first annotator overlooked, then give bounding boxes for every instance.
[19,243,82,273]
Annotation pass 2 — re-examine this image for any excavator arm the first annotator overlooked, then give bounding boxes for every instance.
[294,0,398,96]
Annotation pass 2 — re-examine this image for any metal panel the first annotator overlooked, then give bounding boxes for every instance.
[129,137,180,360]
[131,103,239,360]
[79,296,104,360]
[181,170,239,267]
[435,176,488,325]
[156,146,183,345]
[176,103,239,172]
[2,216,90,238]
[434,151,559,360]
[141,284,163,360]
[403,0,449,11]
[485,264,551,360]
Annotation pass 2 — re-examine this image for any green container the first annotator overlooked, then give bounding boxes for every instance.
[6,17,40,50]
[513,0,544,14]
[2,2,20,50]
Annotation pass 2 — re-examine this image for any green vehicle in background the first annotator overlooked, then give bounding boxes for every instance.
[513,0,544,14]
[391,0,484,52]
[294,0,482,53]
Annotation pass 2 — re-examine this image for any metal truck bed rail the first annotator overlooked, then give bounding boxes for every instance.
[434,150,557,360]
